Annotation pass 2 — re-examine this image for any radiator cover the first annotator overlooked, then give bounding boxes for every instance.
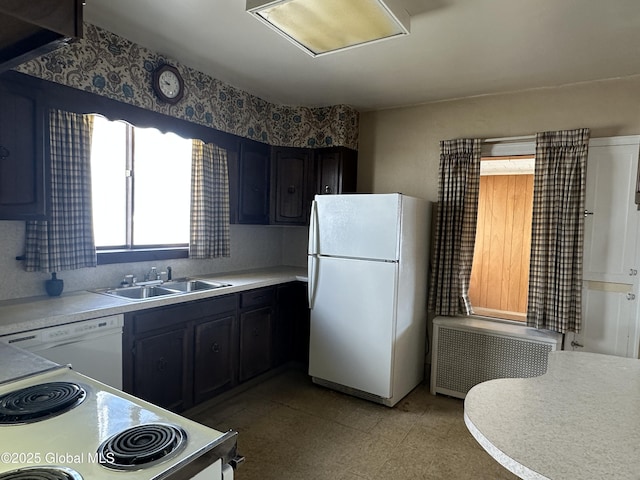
[431,316,562,398]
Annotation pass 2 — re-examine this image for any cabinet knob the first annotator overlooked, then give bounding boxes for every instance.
[0,145,9,160]
[324,185,332,194]
[211,342,220,353]
[156,357,167,372]
[287,185,296,194]
[627,293,636,301]
[630,269,638,276]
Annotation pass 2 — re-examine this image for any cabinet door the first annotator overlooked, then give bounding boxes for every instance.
[566,282,635,357]
[315,147,357,195]
[271,146,312,225]
[579,136,640,358]
[0,0,83,72]
[239,306,273,382]
[583,140,640,283]
[238,140,270,224]
[132,327,190,412]
[0,81,47,219]
[193,314,237,404]
[275,282,310,367]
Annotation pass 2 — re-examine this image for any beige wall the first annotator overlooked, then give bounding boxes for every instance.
[358,75,640,200]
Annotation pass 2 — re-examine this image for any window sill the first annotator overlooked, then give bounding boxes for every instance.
[97,247,189,265]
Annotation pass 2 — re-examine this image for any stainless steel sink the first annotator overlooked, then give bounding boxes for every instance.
[94,278,231,301]
[161,279,231,293]
[99,285,178,300]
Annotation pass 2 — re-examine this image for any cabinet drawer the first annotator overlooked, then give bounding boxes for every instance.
[240,287,275,309]
[130,295,237,335]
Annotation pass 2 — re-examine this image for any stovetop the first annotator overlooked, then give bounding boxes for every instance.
[0,366,234,480]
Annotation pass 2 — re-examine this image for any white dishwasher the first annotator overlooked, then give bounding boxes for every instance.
[0,314,123,389]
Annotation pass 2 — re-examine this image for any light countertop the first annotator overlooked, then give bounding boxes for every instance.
[0,266,307,335]
[0,342,60,384]
[464,351,640,479]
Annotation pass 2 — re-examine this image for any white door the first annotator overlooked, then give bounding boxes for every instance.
[308,256,398,398]
[566,281,635,357]
[577,137,640,358]
[311,194,401,261]
[583,139,640,283]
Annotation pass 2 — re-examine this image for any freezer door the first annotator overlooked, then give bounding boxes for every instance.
[309,256,397,398]
[312,194,401,261]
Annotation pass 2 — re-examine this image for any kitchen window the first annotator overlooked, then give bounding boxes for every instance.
[90,115,192,262]
[468,155,535,322]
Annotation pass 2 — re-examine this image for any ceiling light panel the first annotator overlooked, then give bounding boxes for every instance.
[247,0,410,56]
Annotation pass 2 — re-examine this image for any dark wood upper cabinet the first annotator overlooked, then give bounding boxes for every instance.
[228,138,271,225]
[270,146,313,225]
[315,146,357,196]
[0,79,47,219]
[236,140,270,224]
[0,0,83,72]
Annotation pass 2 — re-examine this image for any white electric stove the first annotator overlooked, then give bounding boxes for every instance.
[0,365,240,480]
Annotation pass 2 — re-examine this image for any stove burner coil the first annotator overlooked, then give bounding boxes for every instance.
[0,382,86,424]
[0,466,83,480]
[97,423,187,470]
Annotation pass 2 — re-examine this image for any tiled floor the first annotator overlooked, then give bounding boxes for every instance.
[188,368,518,480]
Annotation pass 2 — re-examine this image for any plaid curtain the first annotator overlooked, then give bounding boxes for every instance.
[527,128,590,333]
[428,139,482,315]
[190,139,231,259]
[24,110,96,272]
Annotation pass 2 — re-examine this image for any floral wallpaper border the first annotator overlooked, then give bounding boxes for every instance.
[16,23,359,150]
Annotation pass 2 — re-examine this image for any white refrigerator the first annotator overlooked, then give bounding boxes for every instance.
[307,193,429,407]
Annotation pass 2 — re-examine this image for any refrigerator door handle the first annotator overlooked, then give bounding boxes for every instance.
[308,199,319,309]
[308,199,319,255]
[308,255,317,309]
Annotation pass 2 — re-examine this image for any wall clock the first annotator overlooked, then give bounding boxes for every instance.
[152,64,184,104]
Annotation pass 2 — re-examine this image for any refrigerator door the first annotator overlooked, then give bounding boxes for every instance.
[312,194,401,261]
[309,255,397,398]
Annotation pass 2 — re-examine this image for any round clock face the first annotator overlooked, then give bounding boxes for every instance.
[153,65,184,104]
[159,70,180,99]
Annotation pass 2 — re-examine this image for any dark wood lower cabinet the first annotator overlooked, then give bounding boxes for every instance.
[239,306,273,382]
[123,294,238,412]
[239,287,275,382]
[132,326,190,412]
[193,314,237,404]
[275,282,310,367]
[123,283,308,411]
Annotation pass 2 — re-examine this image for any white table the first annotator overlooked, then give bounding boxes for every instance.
[464,351,640,479]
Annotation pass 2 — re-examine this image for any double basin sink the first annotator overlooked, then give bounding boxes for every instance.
[96,278,232,301]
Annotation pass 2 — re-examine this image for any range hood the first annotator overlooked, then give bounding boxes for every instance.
[0,0,83,73]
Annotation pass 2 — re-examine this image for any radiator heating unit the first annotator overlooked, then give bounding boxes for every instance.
[430,316,562,398]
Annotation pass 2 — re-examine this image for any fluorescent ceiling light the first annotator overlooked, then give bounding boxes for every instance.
[246,0,410,57]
